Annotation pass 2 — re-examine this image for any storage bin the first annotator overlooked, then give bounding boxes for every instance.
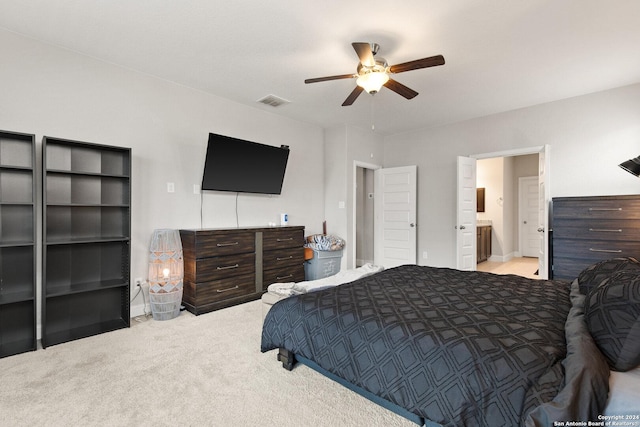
[304,249,343,280]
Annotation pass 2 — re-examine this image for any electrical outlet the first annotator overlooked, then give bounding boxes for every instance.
[422,251,428,259]
[135,278,143,287]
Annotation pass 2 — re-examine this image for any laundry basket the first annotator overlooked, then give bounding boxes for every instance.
[303,234,345,280]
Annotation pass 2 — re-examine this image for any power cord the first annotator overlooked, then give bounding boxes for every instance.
[131,280,152,322]
[200,190,204,228]
[236,192,240,228]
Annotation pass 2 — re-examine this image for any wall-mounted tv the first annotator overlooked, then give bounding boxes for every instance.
[201,132,290,195]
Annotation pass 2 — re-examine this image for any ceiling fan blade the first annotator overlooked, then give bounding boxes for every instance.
[305,73,355,84]
[342,86,364,106]
[389,55,445,74]
[352,42,375,67]
[384,78,419,99]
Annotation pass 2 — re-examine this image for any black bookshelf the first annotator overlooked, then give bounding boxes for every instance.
[42,136,131,348]
[0,130,37,358]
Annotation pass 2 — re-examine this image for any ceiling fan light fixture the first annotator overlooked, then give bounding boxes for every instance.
[356,71,389,94]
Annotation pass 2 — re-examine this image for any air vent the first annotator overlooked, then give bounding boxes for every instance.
[257,94,291,108]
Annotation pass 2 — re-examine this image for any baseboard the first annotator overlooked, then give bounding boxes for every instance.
[488,252,515,263]
[131,302,148,319]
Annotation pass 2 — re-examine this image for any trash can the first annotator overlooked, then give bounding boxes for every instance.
[304,234,345,280]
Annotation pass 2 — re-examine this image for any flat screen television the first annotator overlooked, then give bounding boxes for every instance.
[201,132,290,194]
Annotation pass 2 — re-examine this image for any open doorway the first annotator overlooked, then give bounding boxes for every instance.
[474,153,541,279]
[354,164,377,267]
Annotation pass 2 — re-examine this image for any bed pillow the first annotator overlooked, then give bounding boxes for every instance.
[577,257,640,295]
[584,270,640,371]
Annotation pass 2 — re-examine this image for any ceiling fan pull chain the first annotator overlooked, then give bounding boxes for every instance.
[371,96,375,131]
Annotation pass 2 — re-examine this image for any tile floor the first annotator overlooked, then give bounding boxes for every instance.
[476,257,540,279]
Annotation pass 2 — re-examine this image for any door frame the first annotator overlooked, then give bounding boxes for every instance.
[463,145,550,277]
[351,161,381,268]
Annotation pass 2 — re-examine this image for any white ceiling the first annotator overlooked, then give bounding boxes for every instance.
[1,0,639,135]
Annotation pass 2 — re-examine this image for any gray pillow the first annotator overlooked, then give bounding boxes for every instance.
[577,257,640,295]
[584,270,640,372]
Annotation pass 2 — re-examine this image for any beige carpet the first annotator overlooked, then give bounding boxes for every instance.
[0,300,416,427]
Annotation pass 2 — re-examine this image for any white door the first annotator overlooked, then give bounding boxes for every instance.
[374,165,417,268]
[456,156,477,270]
[538,145,550,279]
[519,176,539,257]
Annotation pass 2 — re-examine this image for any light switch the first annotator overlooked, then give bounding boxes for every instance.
[167,182,175,193]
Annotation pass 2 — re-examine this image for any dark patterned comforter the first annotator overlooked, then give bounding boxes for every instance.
[261,265,609,426]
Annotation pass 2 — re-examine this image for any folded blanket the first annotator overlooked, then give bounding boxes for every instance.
[267,263,384,297]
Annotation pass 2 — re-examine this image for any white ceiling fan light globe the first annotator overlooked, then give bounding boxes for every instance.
[356,71,389,94]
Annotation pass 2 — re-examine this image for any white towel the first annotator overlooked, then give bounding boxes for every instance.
[267,263,384,297]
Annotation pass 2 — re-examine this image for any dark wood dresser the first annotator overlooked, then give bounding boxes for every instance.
[180,226,305,315]
[551,195,640,280]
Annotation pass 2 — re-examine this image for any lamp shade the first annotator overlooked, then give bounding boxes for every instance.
[148,229,184,320]
[619,156,640,177]
[356,71,389,94]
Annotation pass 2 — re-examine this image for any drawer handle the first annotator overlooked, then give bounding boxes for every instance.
[276,274,294,280]
[589,248,623,253]
[588,207,622,211]
[277,238,294,242]
[589,228,623,233]
[217,264,239,270]
[217,242,239,247]
[216,285,239,293]
[277,256,294,261]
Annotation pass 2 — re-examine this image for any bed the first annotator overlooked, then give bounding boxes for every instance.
[261,261,640,426]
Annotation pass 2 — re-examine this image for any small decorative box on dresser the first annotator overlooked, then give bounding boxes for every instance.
[180,226,304,315]
[551,195,640,280]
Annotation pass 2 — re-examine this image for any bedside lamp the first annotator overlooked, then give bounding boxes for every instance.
[148,229,184,320]
[619,156,640,177]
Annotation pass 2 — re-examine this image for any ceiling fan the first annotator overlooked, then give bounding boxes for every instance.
[305,42,445,106]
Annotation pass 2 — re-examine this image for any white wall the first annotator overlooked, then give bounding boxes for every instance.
[477,157,506,258]
[324,124,384,270]
[511,154,538,254]
[0,29,325,321]
[384,83,640,268]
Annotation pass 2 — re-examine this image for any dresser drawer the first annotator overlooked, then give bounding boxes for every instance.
[552,218,640,241]
[552,258,592,281]
[263,264,305,287]
[553,197,640,220]
[553,238,639,262]
[191,230,255,257]
[183,273,256,306]
[263,247,304,269]
[188,252,255,282]
[263,228,304,251]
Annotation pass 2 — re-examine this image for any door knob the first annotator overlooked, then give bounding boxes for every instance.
[459,225,466,230]
[410,223,415,227]
[537,227,544,232]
